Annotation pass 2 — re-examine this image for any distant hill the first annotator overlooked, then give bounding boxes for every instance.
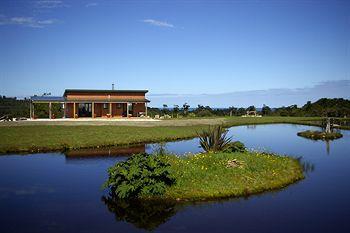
[299,98,350,117]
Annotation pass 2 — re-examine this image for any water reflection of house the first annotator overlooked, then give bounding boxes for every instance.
[65,145,146,159]
[30,88,150,119]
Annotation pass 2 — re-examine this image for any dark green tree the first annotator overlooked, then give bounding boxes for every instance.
[182,103,190,116]
[246,105,256,112]
[173,105,180,118]
[261,104,272,116]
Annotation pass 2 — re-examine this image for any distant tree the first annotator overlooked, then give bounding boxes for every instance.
[237,108,246,116]
[304,101,312,110]
[162,104,168,115]
[0,96,30,118]
[147,107,162,118]
[173,105,180,118]
[246,106,256,112]
[182,103,190,116]
[228,107,237,116]
[261,104,272,116]
[193,105,214,117]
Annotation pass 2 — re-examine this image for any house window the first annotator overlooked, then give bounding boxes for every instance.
[128,103,133,115]
[116,103,122,109]
[103,103,108,109]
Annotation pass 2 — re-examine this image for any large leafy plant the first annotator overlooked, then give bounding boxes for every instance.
[103,153,175,199]
[197,125,232,152]
[224,141,246,153]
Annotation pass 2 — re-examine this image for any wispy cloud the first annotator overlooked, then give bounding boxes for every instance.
[34,0,69,9]
[141,19,174,28]
[0,15,58,28]
[148,80,350,108]
[85,2,98,7]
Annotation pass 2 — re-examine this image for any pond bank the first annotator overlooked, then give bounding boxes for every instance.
[0,117,342,154]
[1,124,349,232]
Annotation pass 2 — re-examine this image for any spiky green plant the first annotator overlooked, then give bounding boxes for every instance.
[197,125,232,152]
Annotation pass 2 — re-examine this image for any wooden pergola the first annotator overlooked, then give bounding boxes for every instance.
[30,96,65,119]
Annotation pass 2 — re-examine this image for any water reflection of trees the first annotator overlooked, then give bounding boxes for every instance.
[151,142,168,156]
[296,157,315,174]
[102,194,179,231]
[246,125,256,129]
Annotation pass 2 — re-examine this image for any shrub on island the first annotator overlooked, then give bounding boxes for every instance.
[224,141,246,153]
[103,153,176,199]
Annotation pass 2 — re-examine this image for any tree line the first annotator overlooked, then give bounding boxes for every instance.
[1,95,349,118]
[148,98,350,118]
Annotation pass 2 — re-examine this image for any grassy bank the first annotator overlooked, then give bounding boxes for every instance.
[0,125,205,154]
[161,151,304,201]
[0,116,331,154]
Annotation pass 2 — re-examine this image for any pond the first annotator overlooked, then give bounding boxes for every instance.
[0,124,349,233]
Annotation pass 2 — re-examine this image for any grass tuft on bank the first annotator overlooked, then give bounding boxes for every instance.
[156,151,304,201]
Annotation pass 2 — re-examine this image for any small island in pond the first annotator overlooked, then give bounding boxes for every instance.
[103,126,305,202]
[297,130,343,140]
[297,118,343,141]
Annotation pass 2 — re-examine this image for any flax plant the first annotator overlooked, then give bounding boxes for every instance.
[197,125,232,152]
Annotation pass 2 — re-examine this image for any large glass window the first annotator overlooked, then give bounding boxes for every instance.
[78,103,92,117]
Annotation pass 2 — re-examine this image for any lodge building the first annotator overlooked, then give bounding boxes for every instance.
[30,89,150,119]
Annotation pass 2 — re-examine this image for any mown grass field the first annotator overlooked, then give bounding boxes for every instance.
[0,116,327,154]
[162,151,304,201]
[0,125,205,154]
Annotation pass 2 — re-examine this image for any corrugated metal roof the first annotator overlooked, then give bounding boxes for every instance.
[31,96,150,103]
[64,89,148,96]
[31,96,65,102]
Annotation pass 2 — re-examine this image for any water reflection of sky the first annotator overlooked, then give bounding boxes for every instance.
[0,124,349,233]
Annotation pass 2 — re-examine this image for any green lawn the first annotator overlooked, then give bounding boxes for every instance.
[0,116,327,153]
[161,151,304,201]
[0,125,204,153]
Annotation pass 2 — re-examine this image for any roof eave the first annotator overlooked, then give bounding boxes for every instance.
[64,89,149,96]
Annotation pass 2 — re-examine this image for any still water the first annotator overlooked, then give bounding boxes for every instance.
[0,124,349,233]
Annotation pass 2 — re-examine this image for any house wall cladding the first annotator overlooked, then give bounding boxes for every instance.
[65,92,145,101]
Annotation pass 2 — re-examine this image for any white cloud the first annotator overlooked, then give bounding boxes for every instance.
[0,16,58,28]
[141,19,174,28]
[85,2,98,7]
[34,0,69,9]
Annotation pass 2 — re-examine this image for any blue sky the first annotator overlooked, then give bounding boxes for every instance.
[0,0,349,107]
